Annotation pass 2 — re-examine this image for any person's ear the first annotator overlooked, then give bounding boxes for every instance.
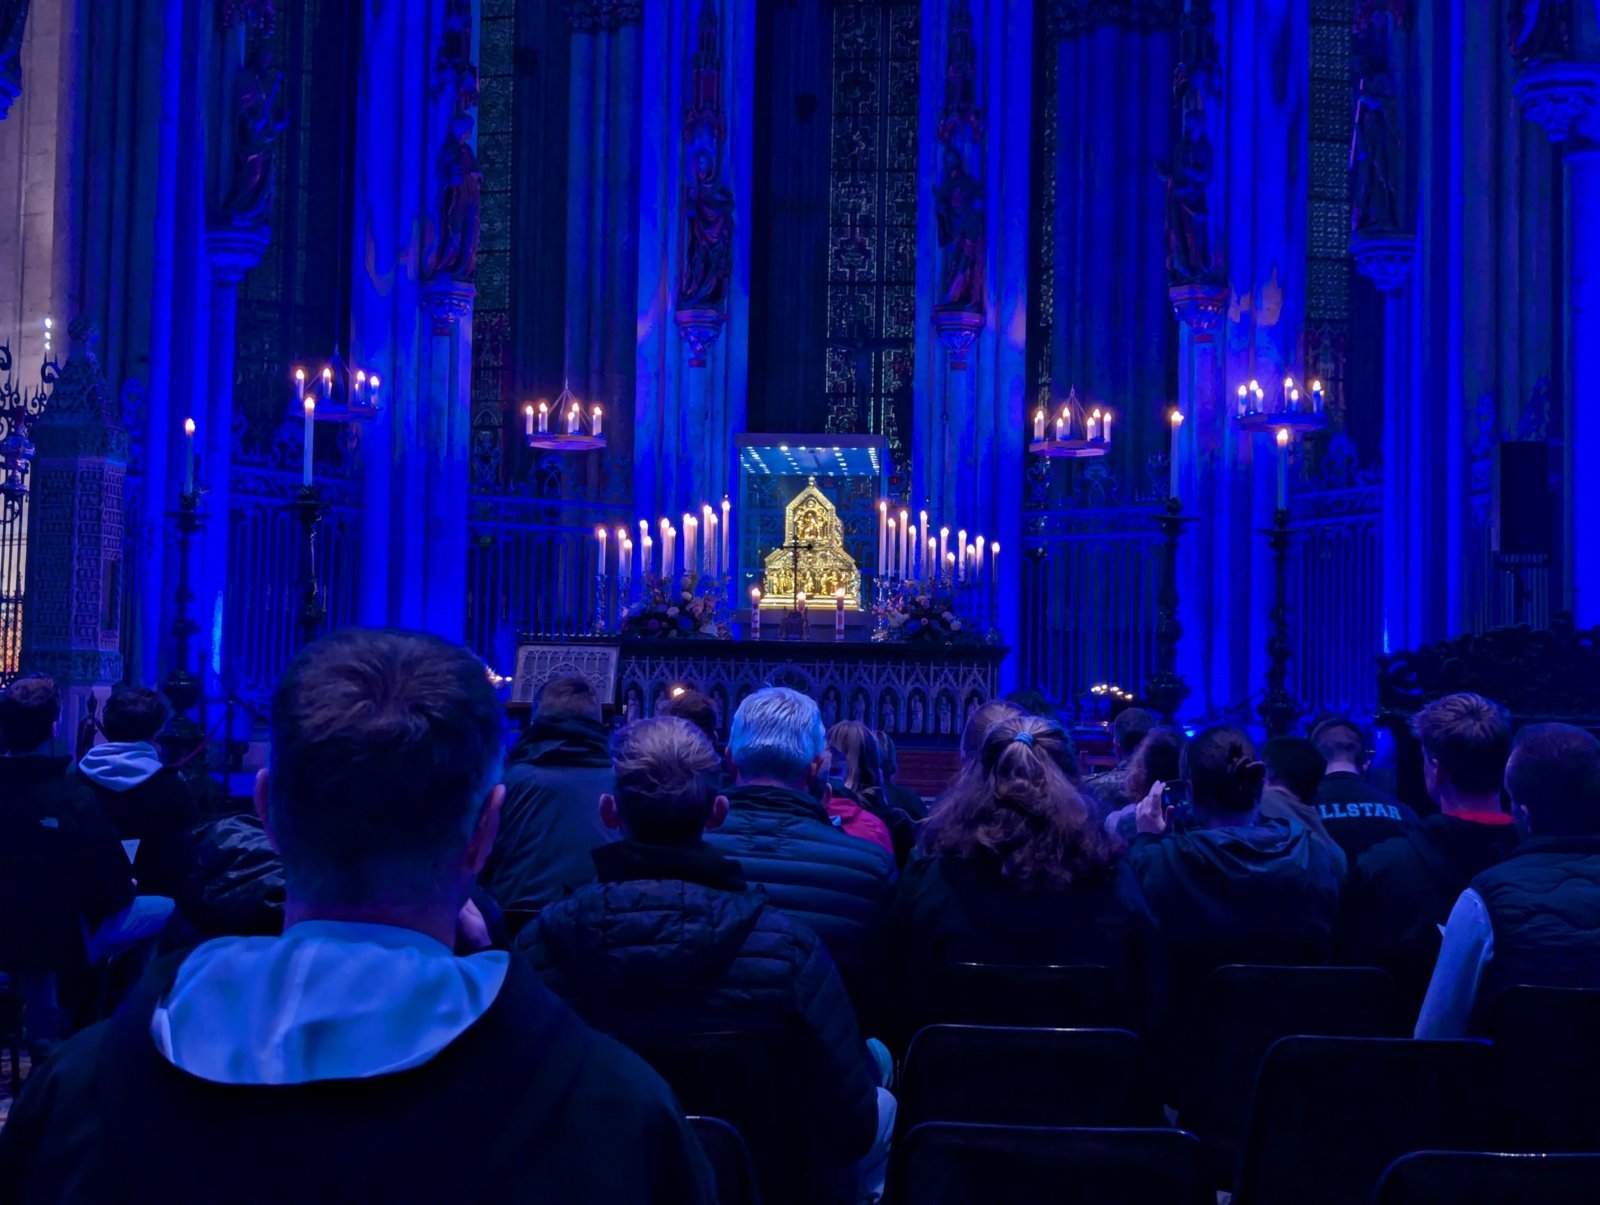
[464,785,505,875]
[809,752,827,783]
[599,793,623,831]
[706,794,730,830]
[1513,802,1532,837]
[253,768,282,854]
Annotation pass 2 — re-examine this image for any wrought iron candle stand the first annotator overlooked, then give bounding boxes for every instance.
[1258,506,1302,738]
[871,577,891,643]
[1142,495,1194,724]
[159,489,206,767]
[289,485,329,648]
[591,573,611,636]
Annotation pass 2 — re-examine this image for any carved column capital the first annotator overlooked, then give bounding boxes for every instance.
[1514,58,1600,143]
[932,310,985,369]
[205,224,271,284]
[1350,232,1417,293]
[1167,283,1229,330]
[674,306,725,369]
[424,278,476,332]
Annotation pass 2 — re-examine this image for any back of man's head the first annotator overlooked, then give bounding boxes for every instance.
[611,716,722,844]
[1412,692,1512,800]
[1182,725,1266,816]
[729,686,824,787]
[267,629,503,907]
[1112,707,1157,761]
[0,674,60,754]
[658,688,718,746]
[101,687,169,745]
[535,675,601,722]
[1312,718,1367,770]
[1263,735,1327,804]
[1506,723,1600,837]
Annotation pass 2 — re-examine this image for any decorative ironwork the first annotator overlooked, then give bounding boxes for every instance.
[0,340,56,520]
[1259,508,1302,737]
[1141,496,1192,722]
[160,490,205,766]
[824,1,918,488]
[288,484,328,648]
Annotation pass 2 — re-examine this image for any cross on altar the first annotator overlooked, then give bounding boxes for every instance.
[777,531,816,614]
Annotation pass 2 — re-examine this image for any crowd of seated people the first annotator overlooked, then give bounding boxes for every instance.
[4,632,1600,1202]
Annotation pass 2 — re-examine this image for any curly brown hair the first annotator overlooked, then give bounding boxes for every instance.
[920,713,1112,891]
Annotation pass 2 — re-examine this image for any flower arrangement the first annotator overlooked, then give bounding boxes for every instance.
[874,583,978,645]
[619,575,729,640]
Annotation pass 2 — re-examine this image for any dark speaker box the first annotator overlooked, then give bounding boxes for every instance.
[1495,441,1552,557]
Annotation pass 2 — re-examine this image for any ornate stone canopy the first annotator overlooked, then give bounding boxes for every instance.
[761,476,861,609]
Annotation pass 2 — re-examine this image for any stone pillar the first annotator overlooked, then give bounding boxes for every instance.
[636,0,752,524]
[0,2,27,122]
[1354,236,1420,651]
[914,0,1029,686]
[1513,51,1600,624]
[20,319,127,747]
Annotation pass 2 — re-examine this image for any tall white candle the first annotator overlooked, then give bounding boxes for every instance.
[183,418,196,496]
[927,537,937,585]
[683,515,697,580]
[975,536,986,586]
[1102,411,1113,444]
[595,526,608,574]
[907,523,918,580]
[1169,409,1184,500]
[919,509,929,554]
[302,398,315,487]
[567,404,580,435]
[642,536,653,581]
[835,588,846,637]
[940,527,949,572]
[945,552,956,581]
[957,530,967,581]
[524,405,534,437]
[704,512,717,577]
[898,509,909,577]
[621,536,633,586]
[592,405,603,436]
[1276,427,1290,510]
[721,496,730,577]
[750,587,762,637]
[887,518,898,578]
[1033,408,1045,441]
[991,542,999,583]
[877,500,888,572]
[1087,411,1099,441]
[538,401,549,433]
[639,519,650,556]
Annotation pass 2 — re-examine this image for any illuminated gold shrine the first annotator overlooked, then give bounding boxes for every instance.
[760,477,862,609]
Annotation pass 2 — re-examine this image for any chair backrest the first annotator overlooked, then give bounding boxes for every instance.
[1489,985,1600,1152]
[934,962,1118,1028]
[687,1116,762,1205]
[899,1024,1156,1134]
[1375,1151,1600,1204]
[1233,1036,1497,1205]
[1181,964,1404,1167]
[896,1123,1210,1205]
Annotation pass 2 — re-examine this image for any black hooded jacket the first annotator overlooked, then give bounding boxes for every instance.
[481,714,617,910]
[519,840,880,1172]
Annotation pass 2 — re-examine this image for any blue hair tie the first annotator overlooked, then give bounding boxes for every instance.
[1012,730,1035,747]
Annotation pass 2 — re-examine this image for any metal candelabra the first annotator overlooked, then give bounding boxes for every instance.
[289,485,329,647]
[1142,495,1193,724]
[1258,506,1302,738]
[591,572,611,636]
[159,489,205,767]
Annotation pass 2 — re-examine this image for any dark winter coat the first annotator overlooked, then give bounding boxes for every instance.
[1314,770,1420,857]
[704,783,897,1007]
[0,952,713,1204]
[0,756,133,970]
[481,714,617,909]
[74,761,201,900]
[1339,812,1519,1009]
[885,853,1166,1034]
[520,839,880,1180]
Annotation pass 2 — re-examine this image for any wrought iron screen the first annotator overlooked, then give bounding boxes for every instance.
[0,502,26,684]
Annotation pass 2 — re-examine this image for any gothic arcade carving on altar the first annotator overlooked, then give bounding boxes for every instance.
[760,477,862,610]
[511,642,620,706]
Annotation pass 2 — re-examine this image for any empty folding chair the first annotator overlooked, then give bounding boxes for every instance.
[1489,985,1600,1152]
[894,1123,1209,1205]
[898,1024,1157,1135]
[688,1115,762,1205]
[1232,1036,1497,1205]
[1375,1150,1600,1204]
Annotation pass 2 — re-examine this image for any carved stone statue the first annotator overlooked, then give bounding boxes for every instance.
[934,149,985,313]
[1509,0,1570,62]
[678,147,734,310]
[1158,95,1217,285]
[220,44,286,227]
[430,109,482,279]
[1350,75,1401,234]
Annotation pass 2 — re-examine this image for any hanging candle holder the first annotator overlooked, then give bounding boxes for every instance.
[1233,372,1330,435]
[526,379,608,452]
[1028,387,1113,459]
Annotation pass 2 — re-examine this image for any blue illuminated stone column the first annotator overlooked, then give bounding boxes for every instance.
[914,0,1029,684]
[1514,53,1600,625]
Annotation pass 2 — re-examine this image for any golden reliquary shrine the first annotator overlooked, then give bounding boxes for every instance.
[760,477,862,609]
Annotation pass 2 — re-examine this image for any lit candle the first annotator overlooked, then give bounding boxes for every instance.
[302,397,315,487]
[524,405,534,437]
[621,536,633,586]
[919,509,929,550]
[975,535,986,586]
[1311,379,1324,412]
[1055,412,1065,441]
[957,529,967,581]
[835,588,846,637]
[664,525,675,580]
[796,590,807,618]
[991,541,1000,581]
[1169,409,1184,500]
[592,404,603,437]
[683,515,697,580]
[182,418,196,496]
[321,366,332,400]
[370,375,381,404]
[1276,427,1290,511]
[927,537,937,584]
[945,551,956,580]
[888,518,898,579]
[1087,410,1100,441]
[898,508,909,576]
[704,511,717,577]
[355,370,366,399]
[642,535,653,581]
[567,403,580,435]
[1033,408,1045,441]
[538,401,549,434]
[1289,387,1300,411]
[940,526,950,571]
[596,525,608,574]
[721,496,731,577]
[750,586,762,637]
[877,500,888,572]
[907,523,918,580]
[967,544,977,583]
[639,518,650,555]
[1237,384,1248,416]
[1102,411,1113,444]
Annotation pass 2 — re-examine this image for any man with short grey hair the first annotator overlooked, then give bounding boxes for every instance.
[521,715,894,1203]
[705,687,896,1009]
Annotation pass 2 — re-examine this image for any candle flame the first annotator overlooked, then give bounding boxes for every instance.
[355,371,366,384]
[184,417,195,436]
[322,367,332,381]
[524,404,534,416]
[370,376,380,390]
[1283,375,1294,391]
[303,397,315,417]
[1311,379,1323,392]
[596,526,606,539]
[592,404,602,416]
[1276,427,1290,448]
[1170,409,1184,427]
[1237,384,1248,397]
[294,367,305,383]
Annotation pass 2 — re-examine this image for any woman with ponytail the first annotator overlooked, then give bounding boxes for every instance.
[885,714,1163,1032]
[1124,725,1343,1004]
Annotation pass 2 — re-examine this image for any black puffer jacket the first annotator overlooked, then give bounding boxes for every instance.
[519,840,880,1171]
